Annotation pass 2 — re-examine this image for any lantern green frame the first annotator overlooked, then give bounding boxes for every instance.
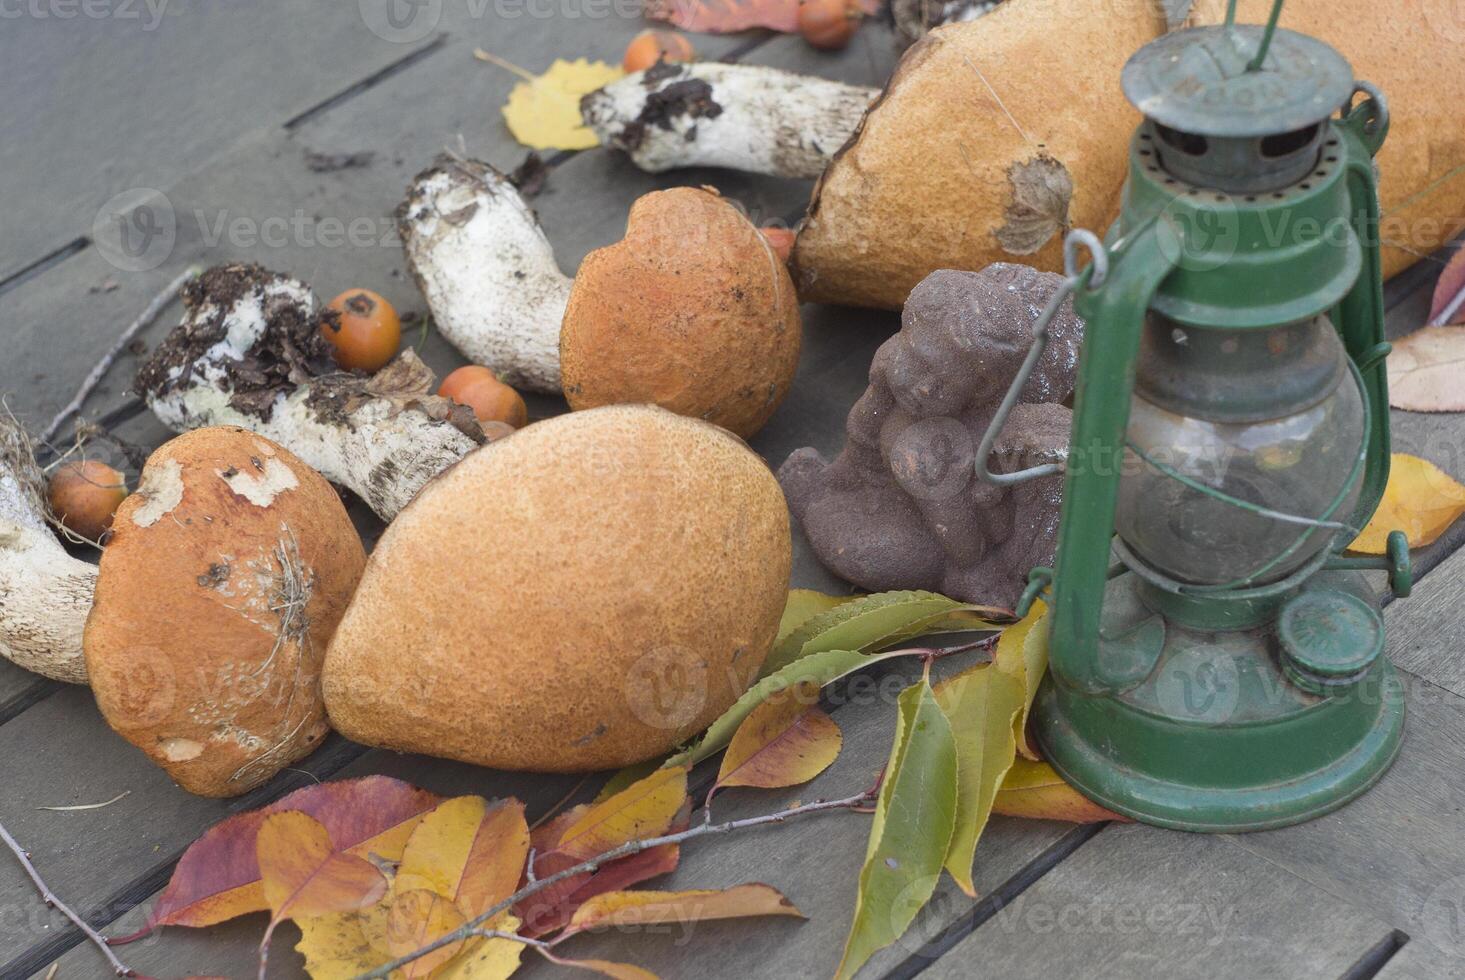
[982,7,1414,831]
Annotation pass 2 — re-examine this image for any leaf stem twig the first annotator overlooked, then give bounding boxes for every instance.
[39,265,200,446]
[353,790,877,979]
[0,819,141,977]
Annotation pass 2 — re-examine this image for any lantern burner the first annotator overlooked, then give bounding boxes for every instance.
[1121,24,1354,194]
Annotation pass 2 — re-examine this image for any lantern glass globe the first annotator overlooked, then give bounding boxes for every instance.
[1112,315,1365,587]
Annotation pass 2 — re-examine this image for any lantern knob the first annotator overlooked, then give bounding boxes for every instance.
[1277,589,1384,695]
[1121,25,1354,193]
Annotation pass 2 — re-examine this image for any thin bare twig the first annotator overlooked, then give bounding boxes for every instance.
[0,819,139,977]
[353,789,877,979]
[40,265,200,446]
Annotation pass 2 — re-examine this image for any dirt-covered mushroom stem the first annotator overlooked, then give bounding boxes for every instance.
[398,156,569,394]
[136,264,483,521]
[0,415,94,683]
[581,62,879,179]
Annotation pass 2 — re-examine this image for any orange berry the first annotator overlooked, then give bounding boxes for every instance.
[798,0,860,49]
[322,289,401,373]
[623,29,695,73]
[48,460,128,542]
[439,365,529,428]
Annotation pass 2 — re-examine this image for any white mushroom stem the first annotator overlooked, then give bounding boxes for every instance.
[399,157,570,394]
[581,63,879,180]
[0,417,93,684]
[139,266,480,521]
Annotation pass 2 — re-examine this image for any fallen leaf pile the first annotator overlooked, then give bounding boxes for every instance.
[127,590,1121,979]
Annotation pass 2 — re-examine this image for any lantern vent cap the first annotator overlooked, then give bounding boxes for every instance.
[1121,24,1354,139]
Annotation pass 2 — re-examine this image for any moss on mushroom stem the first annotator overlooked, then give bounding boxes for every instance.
[399,156,570,394]
[137,264,482,521]
[0,414,94,683]
[581,62,879,179]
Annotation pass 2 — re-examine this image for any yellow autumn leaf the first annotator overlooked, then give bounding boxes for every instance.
[993,759,1127,824]
[484,51,623,151]
[396,796,530,919]
[433,916,525,979]
[298,903,525,980]
[932,662,1026,896]
[993,600,1048,760]
[1352,453,1465,553]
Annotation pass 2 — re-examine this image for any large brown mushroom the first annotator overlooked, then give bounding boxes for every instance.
[560,187,802,440]
[84,427,366,797]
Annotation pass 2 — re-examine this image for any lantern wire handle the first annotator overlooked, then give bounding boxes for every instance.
[1246,0,1286,71]
[974,229,1108,487]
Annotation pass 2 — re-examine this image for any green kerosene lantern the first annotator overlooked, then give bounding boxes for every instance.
[979,0,1414,831]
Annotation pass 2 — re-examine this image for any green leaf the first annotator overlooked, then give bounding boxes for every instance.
[993,601,1050,761]
[762,591,1007,678]
[932,664,1025,896]
[837,679,958,980]
[777,590,857,645]
[667,647,922,771]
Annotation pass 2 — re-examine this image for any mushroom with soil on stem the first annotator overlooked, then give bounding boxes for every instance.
[136,263,485,521]
[0,413,96,683]
[579,62,879,180]
[399,159,802,439]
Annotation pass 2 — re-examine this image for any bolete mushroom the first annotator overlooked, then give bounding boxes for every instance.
[0,414,95,683]
[561,187,801,439]
[793,0,1465,308]
[85,426,366,797]
[400,161,803,438]
[322,405,792,772]
[580,61,879,179]
[137,263,483,520]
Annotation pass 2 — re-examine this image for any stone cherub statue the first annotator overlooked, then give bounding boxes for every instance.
[778,263,1085,611]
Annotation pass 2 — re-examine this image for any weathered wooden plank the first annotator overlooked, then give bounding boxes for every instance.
[0,0,444,283]
[920,822,1399,980]
[1385,538,1465,699]
[1206,588,1465,973]
[1372,938,1465,979]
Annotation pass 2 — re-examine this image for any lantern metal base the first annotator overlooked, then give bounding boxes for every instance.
[1032,569,1405,833]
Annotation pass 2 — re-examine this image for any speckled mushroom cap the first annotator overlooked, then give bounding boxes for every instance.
[84,427,365,798]
[560,187,802,439]
[321,404,793,772]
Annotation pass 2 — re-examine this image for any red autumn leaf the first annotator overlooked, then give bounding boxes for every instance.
[1428,247,1465,326]
[519,840,682,937]
[518,798,689,937]
[644,0,877,33]
[114,776,442,941]
[645,0,800,33]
